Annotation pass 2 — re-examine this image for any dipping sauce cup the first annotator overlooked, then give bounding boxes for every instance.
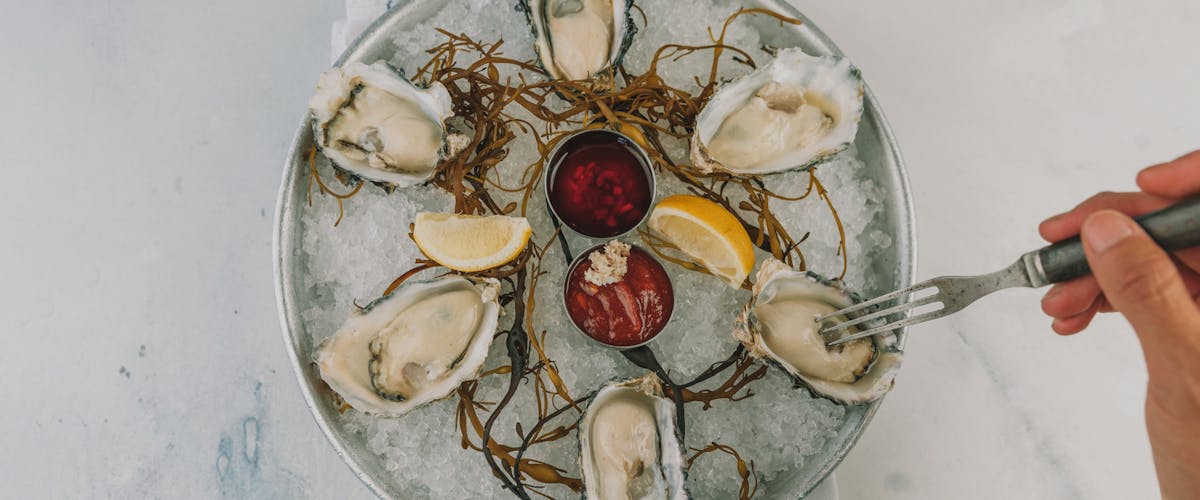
[544,129,656,239]
[562,243,675,349]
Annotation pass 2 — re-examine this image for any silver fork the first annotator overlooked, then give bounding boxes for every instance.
[823,197,1200,346]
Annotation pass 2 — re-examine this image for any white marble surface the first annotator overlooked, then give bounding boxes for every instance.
[3,0,1196,498]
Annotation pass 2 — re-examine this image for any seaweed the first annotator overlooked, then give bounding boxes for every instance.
[316,8,855,498]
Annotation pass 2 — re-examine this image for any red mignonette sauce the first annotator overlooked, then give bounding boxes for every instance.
[546,130,653,238]
[565,243,674,348]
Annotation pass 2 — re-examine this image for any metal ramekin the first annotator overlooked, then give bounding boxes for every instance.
[542,128,657,241]
[561,242,676,350]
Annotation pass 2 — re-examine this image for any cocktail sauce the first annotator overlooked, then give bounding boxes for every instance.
[565,246,674,347]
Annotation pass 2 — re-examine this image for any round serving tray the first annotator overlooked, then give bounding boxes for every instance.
[274,0,915,497]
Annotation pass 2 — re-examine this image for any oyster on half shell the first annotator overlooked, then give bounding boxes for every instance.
[733,259,901,405]
[579,374,688,500]
[691,48,864,175]
[315,276,500,417]
[520,0,636,82]
[308,61,469,188]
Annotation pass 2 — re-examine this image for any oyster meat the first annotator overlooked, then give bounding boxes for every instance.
[733,259,901,404]
[521,0,635,81]
[308,61,468,188]
[691,48,864,175]
[579,374,687,500]
[315,276,500,417]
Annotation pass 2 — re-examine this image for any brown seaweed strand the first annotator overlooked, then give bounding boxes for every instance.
[480,265,532,498]
[681,345,748,389]
[679,356,768,410]
[508,232,586,493]
[636,228,712,276]
[380,260,439,296]
[702,8,803,90]
[305,145,364,227]
[455,380,580,491]
[450,233,585,495]
[810,170,849,279]
[686,443,760,500]
[511,392,593,494]
[520,259,579,410]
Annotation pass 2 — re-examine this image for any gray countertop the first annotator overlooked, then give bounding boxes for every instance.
[5,0,1196,498]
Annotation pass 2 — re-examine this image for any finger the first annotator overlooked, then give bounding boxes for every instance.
[1136,150,1200,199]
[1081,210,1200,345]
[1042,276,1101,318]
[1053,264,1199,316]
[1174,247,1200,275]
[1051,297,1102,335]
[1039,192,1172,243]
[1174,257,1200,296]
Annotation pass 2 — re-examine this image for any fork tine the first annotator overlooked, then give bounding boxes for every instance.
[826,308,950,346]
[819,294,942,335]
[815,279,938,323]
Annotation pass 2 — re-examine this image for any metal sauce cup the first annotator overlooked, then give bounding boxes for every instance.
[561,243,675,350]
[543,129,657,240]
[561,243,688,436]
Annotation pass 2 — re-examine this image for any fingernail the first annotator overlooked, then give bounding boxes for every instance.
[1082,211,1136,253]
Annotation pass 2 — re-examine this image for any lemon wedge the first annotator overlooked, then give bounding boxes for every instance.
[648,194,755,287]
[413,213,532,272]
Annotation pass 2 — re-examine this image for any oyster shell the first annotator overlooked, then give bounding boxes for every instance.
[520,0,635,81]
[579,374,687,500]
[690,48,864,175]
[308,61,468,188]
[315,276,500,417]
[733,259,901,405]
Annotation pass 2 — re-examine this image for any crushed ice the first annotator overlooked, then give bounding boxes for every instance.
[297,0,895,497]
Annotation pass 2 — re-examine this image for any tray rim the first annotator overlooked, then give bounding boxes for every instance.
[273,1,917,497]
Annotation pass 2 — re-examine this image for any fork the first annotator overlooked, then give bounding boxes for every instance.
[823,197,1200,346]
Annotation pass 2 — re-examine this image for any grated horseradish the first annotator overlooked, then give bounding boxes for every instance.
[584,240,631,286]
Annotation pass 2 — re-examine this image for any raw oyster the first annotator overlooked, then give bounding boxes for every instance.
[579,374,687,500]
[733,259,901,405]
[308,61,468,188]
[691,48,864,175]
[520,0,635,81]
[315,276,500,417]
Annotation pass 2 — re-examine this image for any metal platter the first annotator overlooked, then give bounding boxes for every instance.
[274,0,916,497]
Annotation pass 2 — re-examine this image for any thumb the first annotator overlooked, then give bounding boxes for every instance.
[1081,210,1200,341]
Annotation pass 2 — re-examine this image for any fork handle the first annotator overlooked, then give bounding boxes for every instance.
[1037,196,1200,284]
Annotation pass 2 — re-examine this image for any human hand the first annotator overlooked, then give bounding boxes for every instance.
[1039,151,1200,499]
[1039,152,1200,335]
